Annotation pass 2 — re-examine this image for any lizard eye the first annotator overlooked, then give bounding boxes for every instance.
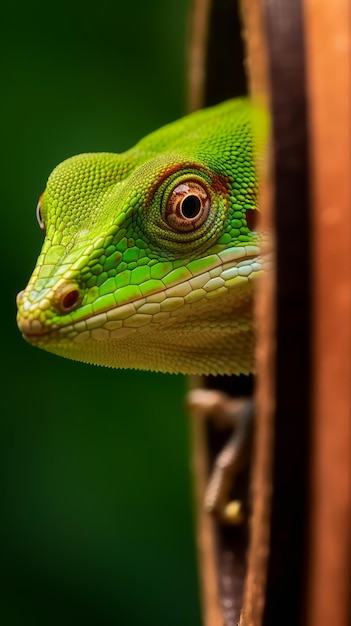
[36,194,46,232]
[55,282,81,313]
[165,181,210,232]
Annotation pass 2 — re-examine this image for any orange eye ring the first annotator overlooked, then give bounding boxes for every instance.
[165,181,210,232]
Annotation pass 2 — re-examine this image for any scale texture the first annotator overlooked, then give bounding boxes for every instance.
[17,99,266,375]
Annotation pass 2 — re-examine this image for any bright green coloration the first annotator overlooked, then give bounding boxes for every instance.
[17,98,264,375]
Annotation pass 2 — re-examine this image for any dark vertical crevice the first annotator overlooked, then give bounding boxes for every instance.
[262,1,311,624]
[205,0,247,104]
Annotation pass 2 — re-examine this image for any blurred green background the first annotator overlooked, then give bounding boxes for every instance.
[1,1,202,624]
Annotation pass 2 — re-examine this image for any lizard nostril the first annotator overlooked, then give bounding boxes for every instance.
[57,284,81,313]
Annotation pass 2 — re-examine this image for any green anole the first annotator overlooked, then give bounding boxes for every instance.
[17,98,264,376]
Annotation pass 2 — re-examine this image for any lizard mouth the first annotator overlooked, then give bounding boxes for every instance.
[17,311,56,342]
[17,317,49,337]
[17,246,263,344]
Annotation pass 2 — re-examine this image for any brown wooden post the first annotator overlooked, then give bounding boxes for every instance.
[239,1,273,623]
[187,2,253,625]
[188,1,351,625]
[241,1,351,624]
[304,2,351,625]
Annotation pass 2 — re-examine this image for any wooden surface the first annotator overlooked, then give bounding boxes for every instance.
[241,0,313,624]
[304,2,351,625]
[188,2,252,625]
[239,1,272,624]
[241,1,351,623]
[187,0,212,113]
[190,380,224,626]
[188,1,351,624]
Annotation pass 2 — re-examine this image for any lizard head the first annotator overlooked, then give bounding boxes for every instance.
[17,99,263,375]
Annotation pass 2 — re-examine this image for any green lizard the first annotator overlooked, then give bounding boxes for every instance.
[17,98,264,376]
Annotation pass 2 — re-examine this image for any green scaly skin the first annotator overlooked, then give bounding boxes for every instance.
[17,98,263,375]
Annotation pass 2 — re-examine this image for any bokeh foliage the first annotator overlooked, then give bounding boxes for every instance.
[1,1,201,624]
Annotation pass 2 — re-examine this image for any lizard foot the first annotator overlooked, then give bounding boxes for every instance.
[187,389,254,524]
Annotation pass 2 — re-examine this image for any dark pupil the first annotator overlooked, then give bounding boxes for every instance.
[62,289,80,310]
[180,194,201,219]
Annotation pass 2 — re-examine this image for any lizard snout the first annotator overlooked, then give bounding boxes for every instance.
[16,280,81,341]
[17,313,48,337]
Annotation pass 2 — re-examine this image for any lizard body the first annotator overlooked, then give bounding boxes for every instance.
[17,98,264,375]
